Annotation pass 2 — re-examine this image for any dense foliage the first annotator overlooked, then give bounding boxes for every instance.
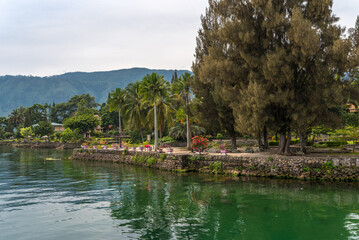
[34,121,54,137]
[63,113,100,135]
[1,2,359,155]
[192,0,359,154]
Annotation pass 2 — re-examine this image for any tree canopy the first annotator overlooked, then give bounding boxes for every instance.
[63,113,99,135]
[192,0,358,154]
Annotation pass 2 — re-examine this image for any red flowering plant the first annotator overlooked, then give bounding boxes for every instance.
[191,135,209,152]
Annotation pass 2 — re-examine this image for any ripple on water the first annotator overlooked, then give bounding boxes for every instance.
[345,213,359,240]
[1,147,359,240]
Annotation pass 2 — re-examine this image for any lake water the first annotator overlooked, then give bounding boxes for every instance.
[0,146,359,240]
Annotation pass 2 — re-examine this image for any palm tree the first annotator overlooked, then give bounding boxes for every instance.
[169,122,205,140]
[8,106,26,128]
[172,72,193,148]
[108,88,125,134]
[146,93,175,143]
[140,73,170,149]
[123,81,146,142]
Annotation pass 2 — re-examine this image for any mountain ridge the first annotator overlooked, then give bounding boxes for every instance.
[0,67,190,117]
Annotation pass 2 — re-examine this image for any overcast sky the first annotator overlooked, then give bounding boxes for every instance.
[0,0,358,76]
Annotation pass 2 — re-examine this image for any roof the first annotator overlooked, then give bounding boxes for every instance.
[32,122,63,127]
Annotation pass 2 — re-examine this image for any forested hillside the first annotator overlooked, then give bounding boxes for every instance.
[0,68,189,116]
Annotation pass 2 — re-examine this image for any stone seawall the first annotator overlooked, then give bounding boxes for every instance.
[71,149,359,181]
[0,141,81,149]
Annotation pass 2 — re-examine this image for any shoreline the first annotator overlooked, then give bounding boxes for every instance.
[71,148,359,182]
[0,141,81,149]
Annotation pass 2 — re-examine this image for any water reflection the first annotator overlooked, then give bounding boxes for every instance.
[71,161,359,240]
[0,146,359,240]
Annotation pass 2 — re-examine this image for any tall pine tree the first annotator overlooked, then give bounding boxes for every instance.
[193,0,355,154]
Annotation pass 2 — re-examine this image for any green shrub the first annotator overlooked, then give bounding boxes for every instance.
[268,157,274,162]
[189,155,204,161]
[53,132,62,139]
[161,136,175,143]
[61,128,75,142]
[122,148,128,156]
[208,141,219,148]
[314,143,328,148]
[216,133,224,139]
[132,155,142,163]
[318,141,345,147]
[147,157,157,166]
[91,131,103,138]
[269,141,279,146]
[20,127,33,138]
[34,121,54,137]
[209,161,223,172]
[322,160,336,170]
[243,135,250,140]
[131,154,141,163]
[4,132,13,139]
[160,154,166,162]
[108,130,119,136]
[303,166,310,172]
[269,140,299,146]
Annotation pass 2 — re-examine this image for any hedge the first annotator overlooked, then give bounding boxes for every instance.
[317,141,346,147]
[268,139,299,146]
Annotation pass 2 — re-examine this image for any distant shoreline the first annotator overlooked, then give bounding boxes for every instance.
[0,141,80,149]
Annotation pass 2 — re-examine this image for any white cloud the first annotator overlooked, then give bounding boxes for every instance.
[0,0,357,76]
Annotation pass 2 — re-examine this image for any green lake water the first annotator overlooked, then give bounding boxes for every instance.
[0,146,359,240]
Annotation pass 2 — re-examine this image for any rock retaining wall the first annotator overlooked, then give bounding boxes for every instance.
[71,149,359,181]
[0,141,81,149]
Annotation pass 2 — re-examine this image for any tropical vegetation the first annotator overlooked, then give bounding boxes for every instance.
[1,1,359,156]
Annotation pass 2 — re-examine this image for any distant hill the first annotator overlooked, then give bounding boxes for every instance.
[0,67,190,117]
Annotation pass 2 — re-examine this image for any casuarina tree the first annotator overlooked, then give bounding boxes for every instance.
[193,0,355,155]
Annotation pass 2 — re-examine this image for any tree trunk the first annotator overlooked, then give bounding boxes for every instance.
[299,132,307,154]
[154,101,158,149]
[277,127,286,155]
[263,126,268,150]
[257,131,264,151]
[118,107,122,134]
[230,133,237,150]
[186,114,191,149]
[284,128,291,155]
[312,134,315,144]
[140,127,144,143]
[160,129,163,146]
[277,127,291,155]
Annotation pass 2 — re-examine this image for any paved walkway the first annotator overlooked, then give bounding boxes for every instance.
[92,146,359,158]
[170,147,278,157]
[169,147,359,158]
